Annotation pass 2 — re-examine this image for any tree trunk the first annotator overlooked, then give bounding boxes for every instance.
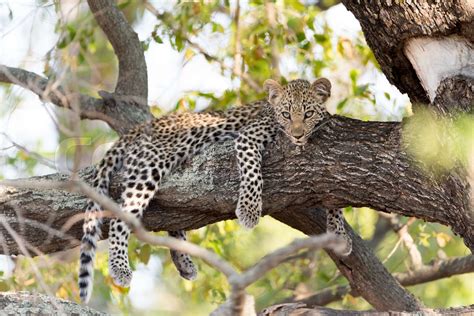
[341,1,473,106]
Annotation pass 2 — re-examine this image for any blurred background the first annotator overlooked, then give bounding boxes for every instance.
[0,0,472,315]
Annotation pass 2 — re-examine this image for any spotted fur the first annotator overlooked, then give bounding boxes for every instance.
[78,78,352,303]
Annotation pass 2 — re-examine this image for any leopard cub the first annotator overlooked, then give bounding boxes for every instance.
[78,78,352,303]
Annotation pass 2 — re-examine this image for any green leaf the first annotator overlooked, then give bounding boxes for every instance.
[141,39,151,51]
[306,16,315,31]
[353,84,370,97]
[337,98,349,110]
[312,60,327,77]
[287,17,301,33]
[117,0,131,9]
[152,33,163,44]
[175,35,184,52]
[138,244,151,264]
[212,22,224,33]
[67,25,76,41]
[0,280,8,291]
[288,0,305,12]
[349,69,359,85]
[314,33,329,44]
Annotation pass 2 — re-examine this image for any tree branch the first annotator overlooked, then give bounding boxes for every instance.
[2,177,347,316]
[286,255,474,307]
[1,1,154,135]
[0,65,110,124]
[86,0,148,101]
[272,208,422,311]
[259,304,474,316]
[0,64,146,135]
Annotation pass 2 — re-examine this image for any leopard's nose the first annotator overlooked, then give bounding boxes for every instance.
[291,124,304,139]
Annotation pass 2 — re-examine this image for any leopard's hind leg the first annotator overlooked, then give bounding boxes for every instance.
[168,230,197,280]
[326,208,352,256]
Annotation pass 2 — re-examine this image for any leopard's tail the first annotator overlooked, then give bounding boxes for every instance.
[79,142,124,303]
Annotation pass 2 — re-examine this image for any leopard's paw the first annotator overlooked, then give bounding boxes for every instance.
[109,262,132,288]
[236,200,261,229]
[171,251,198,281]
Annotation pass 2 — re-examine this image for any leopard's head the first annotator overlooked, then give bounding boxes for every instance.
[264,78,331,146]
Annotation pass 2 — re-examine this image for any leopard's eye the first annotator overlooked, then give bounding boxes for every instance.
[282,111,291,119]
[304,111,315,119]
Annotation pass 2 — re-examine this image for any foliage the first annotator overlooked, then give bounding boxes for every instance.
[403,108,473,174]
[0,1,472,315]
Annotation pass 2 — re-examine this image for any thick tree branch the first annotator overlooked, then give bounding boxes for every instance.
[260,304,474,316]
[2,177,347,315]
[85,0,152,133]
[0,65,145,135]
[86,0,148,101]
[286,255,474,307]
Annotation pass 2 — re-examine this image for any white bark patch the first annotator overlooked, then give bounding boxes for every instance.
[405,36,474,102]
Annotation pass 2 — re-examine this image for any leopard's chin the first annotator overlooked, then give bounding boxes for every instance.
[290,137,308,146]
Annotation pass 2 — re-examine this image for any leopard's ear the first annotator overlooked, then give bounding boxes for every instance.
[312,78,331,102]
[264,79,283,106]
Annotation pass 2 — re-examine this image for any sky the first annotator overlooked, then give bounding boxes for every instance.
[0,0,410,310]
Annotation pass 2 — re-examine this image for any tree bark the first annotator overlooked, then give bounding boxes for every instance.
[0,292,105,315]
[259,304,474,316]
[341,0,473,105]
[87,0,148,100]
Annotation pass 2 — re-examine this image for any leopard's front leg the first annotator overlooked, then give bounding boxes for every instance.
[235,119,277,229]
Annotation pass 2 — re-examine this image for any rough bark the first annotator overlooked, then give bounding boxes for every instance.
[259,304,474,316]
[87,0,152,134]
[0,292,105,315]
[87,0,148,100]
[432,75,474,115]
[341,0,474,105]
[0,65,105,121]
